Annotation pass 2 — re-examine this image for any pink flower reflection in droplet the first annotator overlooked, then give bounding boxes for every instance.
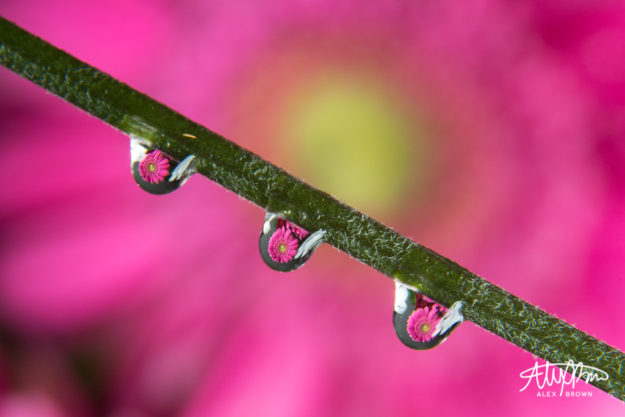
[139,150,170,184]
[268,227,299,263]
[407,306,440,343]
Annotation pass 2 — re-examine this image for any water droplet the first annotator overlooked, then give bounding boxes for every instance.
[393,281,463,349]
[130,136,196,195]
[259,212,326,272]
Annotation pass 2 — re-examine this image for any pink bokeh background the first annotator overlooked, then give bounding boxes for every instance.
[1,1,625,416]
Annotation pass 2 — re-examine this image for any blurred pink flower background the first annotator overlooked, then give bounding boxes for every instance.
[1,0,625,416]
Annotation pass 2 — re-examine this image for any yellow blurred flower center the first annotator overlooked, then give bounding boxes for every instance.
[281,73,425,218]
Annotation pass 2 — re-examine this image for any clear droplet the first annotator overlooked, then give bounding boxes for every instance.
[259,212,326,272]
[130,136,196,195]
[393,281,464,349]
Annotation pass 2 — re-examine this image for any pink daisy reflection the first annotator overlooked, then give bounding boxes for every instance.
[406,306,440,343]
[268,227,299,263]
[139,150,170,183]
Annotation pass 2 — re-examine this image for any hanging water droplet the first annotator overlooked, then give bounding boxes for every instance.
[393,280,464,349]
[259,212,326,272]
[130,136,196,195]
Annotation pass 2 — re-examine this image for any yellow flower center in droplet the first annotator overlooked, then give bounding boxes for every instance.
[147,162,157,173]
[278,242,287,253]
[280,71,431,220]
[420,322,431,333]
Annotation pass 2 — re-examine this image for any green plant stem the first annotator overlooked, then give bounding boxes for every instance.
[1,16,623,400]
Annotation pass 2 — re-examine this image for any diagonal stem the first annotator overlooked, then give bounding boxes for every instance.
[1,16,623,400]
